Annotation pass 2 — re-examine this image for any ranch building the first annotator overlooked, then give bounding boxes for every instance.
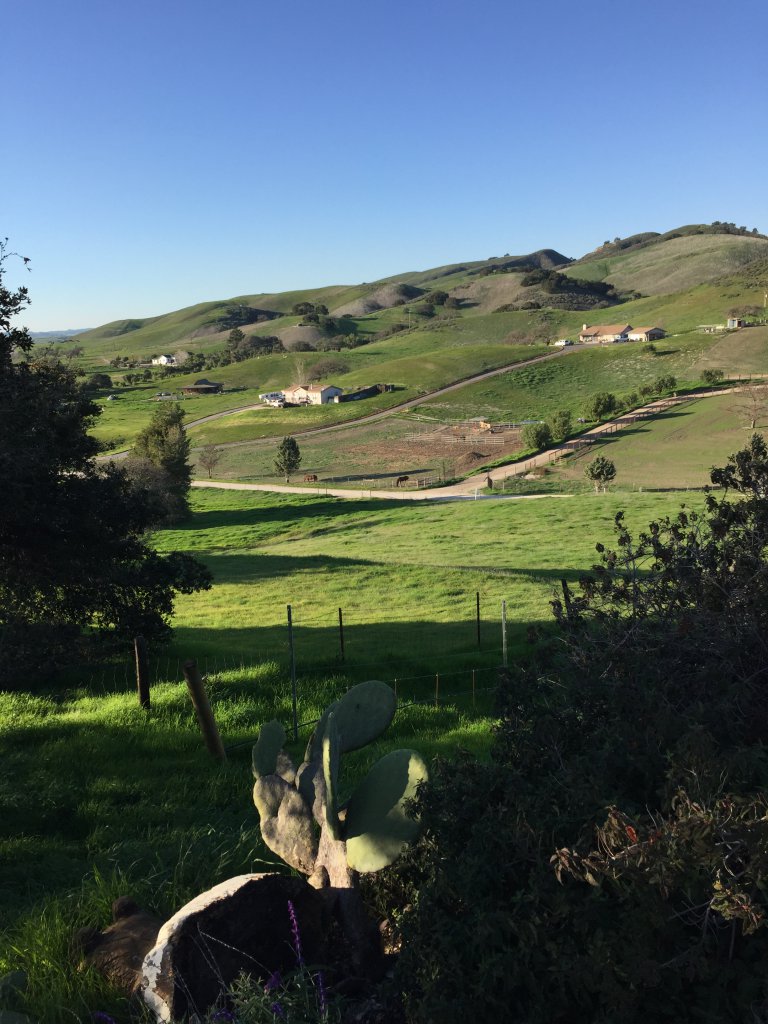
[283,384,343,405]
[180,378,224,395]
[627,326,666,342]
[579,323,633,344]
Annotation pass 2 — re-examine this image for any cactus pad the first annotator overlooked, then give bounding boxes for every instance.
[322,713,342,840]
[332,681,397,753]
[253,774,318,875]
[344,749,428,872]
[252,720,286,779]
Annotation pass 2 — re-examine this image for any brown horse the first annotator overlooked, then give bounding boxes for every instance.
[395,475,409,487]
[304,473,318,483]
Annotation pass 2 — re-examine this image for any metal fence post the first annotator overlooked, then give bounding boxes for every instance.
[287,604,298,742]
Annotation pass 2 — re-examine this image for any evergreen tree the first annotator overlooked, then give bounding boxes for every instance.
[275,436,301,482]
[133,403,192,519]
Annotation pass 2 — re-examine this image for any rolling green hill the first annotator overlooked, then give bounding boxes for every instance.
[564,231,768,296]
[69,224,768,455]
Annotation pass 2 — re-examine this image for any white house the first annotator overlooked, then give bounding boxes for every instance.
[283,384,343,405]
[151,354,176,366]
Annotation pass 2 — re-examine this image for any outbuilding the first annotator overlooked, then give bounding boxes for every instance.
[627,326,666,342]
[180,378,224,395]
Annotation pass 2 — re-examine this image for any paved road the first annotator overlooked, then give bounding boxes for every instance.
[191,386,748,502]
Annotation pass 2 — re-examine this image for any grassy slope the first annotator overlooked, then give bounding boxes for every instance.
[564,233,768,295]
[74,229,768,453]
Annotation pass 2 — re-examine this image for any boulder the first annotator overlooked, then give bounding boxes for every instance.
[73,897,162,998]
[141,873,326,1022]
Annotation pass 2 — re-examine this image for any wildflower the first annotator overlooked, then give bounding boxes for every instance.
[315,969,328,1018]
[92,1014,118,1024]
[270,1001,287,1020]
[212,1011,236,1023]
[287,899,304,965]
[264,970,282,994]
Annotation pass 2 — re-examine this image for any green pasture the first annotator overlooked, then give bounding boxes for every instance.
[503,394,763,494]
[191,412,472,485]
[416,331,711,422]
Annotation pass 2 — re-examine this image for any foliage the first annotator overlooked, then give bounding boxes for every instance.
[197,444,223,479]
[550,408,572,441]
[584,454,616,492]
[222,963,343,1024]
[583,390,617,420]
[702,368,724,385]
[0,247,211,685]
[85,372,113,390]
[653,373,677,393]
[390,435,768,1023]
[274,436,301,482]
[521,421,552,450]
[133,403,192,519]
[306,357,348,382]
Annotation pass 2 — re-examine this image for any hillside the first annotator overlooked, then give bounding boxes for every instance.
[564,231,768,295]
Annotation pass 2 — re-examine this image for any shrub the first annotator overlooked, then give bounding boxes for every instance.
[390,436,768,1023]
[583,391,617,420]
[521,421,552,450]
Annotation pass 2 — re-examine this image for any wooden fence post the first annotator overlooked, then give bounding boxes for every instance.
[501,600,508,668]
[183,660,226,761]
[134,635,150,709]
[287,605,298,742]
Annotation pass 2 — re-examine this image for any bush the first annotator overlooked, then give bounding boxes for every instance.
[702,368,724,385]
[583,391,617,420]
[521,421,552,450]
[306,357,349,381]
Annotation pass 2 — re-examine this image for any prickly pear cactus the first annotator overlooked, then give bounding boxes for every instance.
[250,681,427,888]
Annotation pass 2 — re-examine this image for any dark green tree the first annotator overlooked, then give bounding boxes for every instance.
[550,409,572,441]
[275,436,301,482]
[0,243,211,685]
[701,368,724,385]
[132,403,192,519]
[584,391,617,420]
[521,421,552,451]
[584,454,616,492]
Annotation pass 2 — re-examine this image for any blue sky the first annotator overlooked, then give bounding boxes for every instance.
[4,0,767,330]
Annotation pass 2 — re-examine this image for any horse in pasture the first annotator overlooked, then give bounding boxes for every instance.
[304,473,318,483]
[395,475,409,487]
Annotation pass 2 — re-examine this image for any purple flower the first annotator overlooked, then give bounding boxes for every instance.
[264,970,282,994]
[212,1011,236,1023]
[270,1001,287,1020]
[92,1014,117,1024]
[314,969,328,1017]
[287,899,304,965]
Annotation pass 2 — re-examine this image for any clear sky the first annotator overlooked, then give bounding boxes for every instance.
[4,0,768,330]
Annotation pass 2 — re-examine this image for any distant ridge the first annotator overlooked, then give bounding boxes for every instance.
[71,225,768,354]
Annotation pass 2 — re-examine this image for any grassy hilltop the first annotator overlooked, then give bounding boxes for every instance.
[68,222,768,459]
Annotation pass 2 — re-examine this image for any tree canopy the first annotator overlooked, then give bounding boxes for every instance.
[0,245,211,686]
[274,436,301,482]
